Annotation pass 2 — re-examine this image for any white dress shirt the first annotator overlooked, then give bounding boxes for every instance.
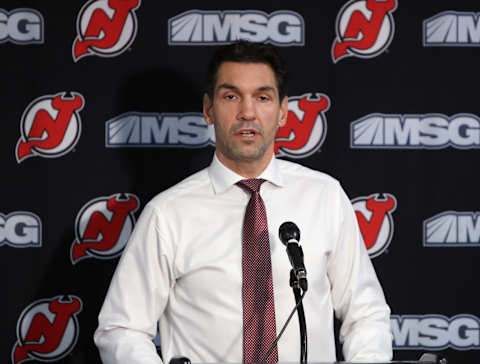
[94,154,392,364]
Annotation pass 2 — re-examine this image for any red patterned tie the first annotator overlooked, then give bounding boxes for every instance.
[237,179,278,364]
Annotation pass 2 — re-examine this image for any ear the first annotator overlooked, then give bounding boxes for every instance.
[278,96,288,127]
[203,93,214,125]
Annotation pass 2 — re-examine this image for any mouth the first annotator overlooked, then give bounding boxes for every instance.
[238,131,256,137]
[234,127,260,139]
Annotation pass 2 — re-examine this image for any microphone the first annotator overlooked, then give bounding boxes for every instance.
[279,222,308,292]
[169,356,191,364]
[261,221,308,363]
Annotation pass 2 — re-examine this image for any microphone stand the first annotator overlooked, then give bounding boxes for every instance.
[260,283,307,364]
[290,269,307,364]
[263,221,308,364]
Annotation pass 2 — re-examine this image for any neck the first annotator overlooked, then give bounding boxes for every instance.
[216,152,273,179]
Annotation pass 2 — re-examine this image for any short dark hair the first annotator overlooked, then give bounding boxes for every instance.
[205,41,288,101]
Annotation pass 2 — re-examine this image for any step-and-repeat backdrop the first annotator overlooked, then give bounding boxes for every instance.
[3,0,480,363]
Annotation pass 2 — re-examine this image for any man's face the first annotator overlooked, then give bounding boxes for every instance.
[203,61,288,169]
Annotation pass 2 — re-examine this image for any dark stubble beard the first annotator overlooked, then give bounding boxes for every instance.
[215,123,279,162]
[218,137,269,162]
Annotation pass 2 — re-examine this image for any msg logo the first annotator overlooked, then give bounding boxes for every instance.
[0,8,44,44]
[392,314,480,350]
[0,212,42,248]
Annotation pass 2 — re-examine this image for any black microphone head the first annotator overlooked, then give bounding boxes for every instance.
[169,356,191,364]
[278,221,300,245]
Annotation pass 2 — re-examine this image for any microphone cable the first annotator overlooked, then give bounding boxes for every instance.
[260,290,307,364]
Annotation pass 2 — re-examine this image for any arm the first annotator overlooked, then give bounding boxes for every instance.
[94,204,174,364]
[327,186,392,362]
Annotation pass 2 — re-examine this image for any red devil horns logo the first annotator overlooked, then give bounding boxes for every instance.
[16,92,84,163]
[73,0,141,61]
[12,295,83,364]
[332,0,397,62]
[274,93,330,158]
[71,193,140,264]
[352,193,397,258]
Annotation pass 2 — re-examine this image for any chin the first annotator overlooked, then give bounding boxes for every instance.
[233,149,267,162]
[222,140,270,162]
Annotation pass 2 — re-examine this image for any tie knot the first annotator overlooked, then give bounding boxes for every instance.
[237,178,266,194]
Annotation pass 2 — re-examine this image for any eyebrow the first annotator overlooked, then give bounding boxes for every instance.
[216,83,277,94]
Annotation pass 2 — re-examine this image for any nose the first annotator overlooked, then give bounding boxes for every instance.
[237,97,255,121]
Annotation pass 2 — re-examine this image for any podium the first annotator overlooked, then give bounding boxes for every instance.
[168,362,444,364]
[168,353,447,364]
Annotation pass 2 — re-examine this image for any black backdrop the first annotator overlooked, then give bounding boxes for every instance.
[3,0,480,363]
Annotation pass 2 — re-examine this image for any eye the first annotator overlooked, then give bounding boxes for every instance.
[224,94,237,100]
[258,95,271,102]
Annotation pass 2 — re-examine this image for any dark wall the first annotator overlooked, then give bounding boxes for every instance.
[3,0,480,363]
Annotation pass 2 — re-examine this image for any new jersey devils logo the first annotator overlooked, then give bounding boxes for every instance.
[274,93,330,158]
[70,193,140,264]
[352,193,397,258]
[72,0,141,62]
[15,92,85,163]
[332,0,397,63]
[11,295,83,364]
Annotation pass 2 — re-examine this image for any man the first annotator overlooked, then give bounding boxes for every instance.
[94,41,392,364]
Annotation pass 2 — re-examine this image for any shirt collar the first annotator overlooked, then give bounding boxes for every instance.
[208,153,285,194]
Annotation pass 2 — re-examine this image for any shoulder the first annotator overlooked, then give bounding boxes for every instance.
[276,159,352,229]
[277,158,341,189]
[146,167,211,212]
